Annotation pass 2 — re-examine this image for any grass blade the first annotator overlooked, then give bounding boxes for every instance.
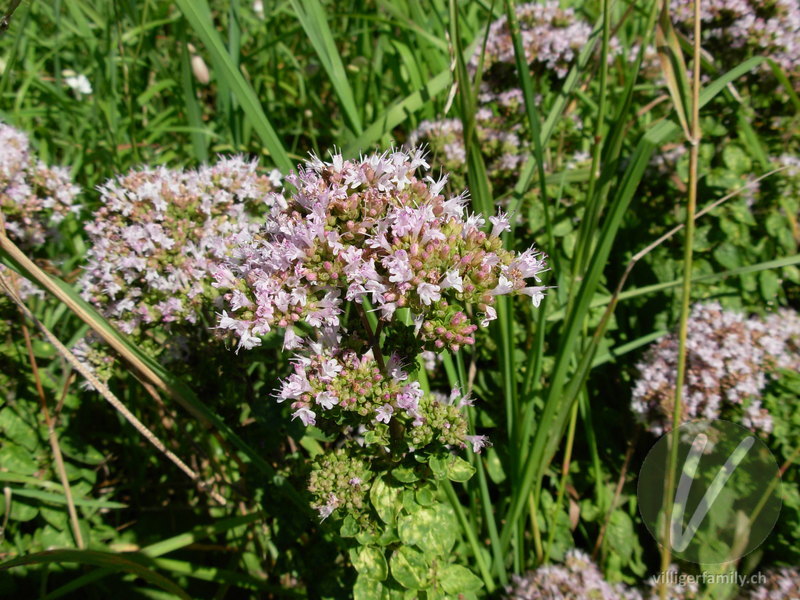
[499,119,679,554]
[0,550,190,600]
[173,0,292,172]
[289,0,363,135]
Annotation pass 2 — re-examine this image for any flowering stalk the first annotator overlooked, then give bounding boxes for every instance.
[660,1,703,596]
[217,148,549,594]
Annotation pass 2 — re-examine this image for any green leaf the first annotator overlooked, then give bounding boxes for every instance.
[445,456,475,482]
[353,574,384,600]
[397,503,457,556]
[605,510,635,564]
[428,456,446,480]
[415,484,436,507]
[289,0,362,134]
[0,443,39,476]
[713,242,742,270]
[0,408,38,452]
[655,3,691,138]
[390,546,429,590]
[759,269,780,302]
[377,525,400,547]
[722,144,752,175]
[402,490,419,514]
[698,56,768,109]
[392,466,419,484]
[350,546,388,581]
[9,497,39,522]
[340,515,360,538]
[370,476,401,525]
[5,487,126,509]
[438,564,483,594]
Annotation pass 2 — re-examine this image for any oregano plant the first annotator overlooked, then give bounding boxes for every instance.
[213,148,548,596]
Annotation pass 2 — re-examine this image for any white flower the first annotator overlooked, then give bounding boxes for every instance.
[282,328,304,350]
[62,71,92,96]
[375,403,394,423]
[465,434,490,453]
[315,391,339,410]
[417,282,442,305]
[521,285,547,308]
[490,274,514,296]
[292,406,316,426]
[440,269,464,293]
[268,168,282,188]
[319,358,342,381]
[489,212,511,237]
[252,0,265,18]
[480,306,498,327]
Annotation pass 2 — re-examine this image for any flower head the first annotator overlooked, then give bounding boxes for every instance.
[217,148,548,354]
[632,303,800,435]
[80,156,280,338]
[0,122,81,248]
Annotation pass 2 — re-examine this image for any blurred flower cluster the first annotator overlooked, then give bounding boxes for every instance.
[0,122,81,248]
[0,121,81,302]
[743,566,800,599]
[631,302,800,435]
[470,1,594,83]
[505,549,643,600]
[672,0,800,82]
[406,112,526,193]
[80,157,281,336]
[407,1,597,196]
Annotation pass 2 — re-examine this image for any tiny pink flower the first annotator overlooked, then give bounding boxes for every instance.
[316,391,339,410]
[417,282,442,305]
[466,435,490,453]
[441,269,464,293]
[292,406,316,426]
[375,404,394,423]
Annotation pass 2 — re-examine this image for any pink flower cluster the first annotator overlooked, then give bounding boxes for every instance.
[0,122,81,247]
[672,0,800,81]
[505,549,643,600]
[269,324,488,454]
[406,96,527,192]
[744,566,800,599]
[631,302,800,436]
[470,2,595,81]
[215,148,548,354]
[80,157,281,335]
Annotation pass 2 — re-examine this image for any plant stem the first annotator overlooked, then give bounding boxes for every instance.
[660,1,702,596]
[528,491,543,564]
[356,302,386,371]
[543,399,578,563]
[576,0,612,276]
[0,0,22,34]
[20,308,85,549]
